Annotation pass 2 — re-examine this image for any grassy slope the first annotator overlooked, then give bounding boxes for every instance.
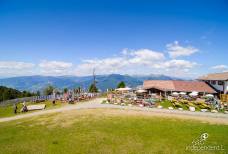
[0,109,227,154]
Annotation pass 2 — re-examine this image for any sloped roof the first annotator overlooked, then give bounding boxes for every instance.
[198,72,228,81]
[143,80,175,91]
[143,80,216,93]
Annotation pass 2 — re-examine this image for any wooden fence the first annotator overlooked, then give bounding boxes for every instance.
[0,95,54,107]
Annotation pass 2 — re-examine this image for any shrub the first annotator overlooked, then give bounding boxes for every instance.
[195,101,204,105]
[199,103,211,110]
[181,100,189,104]
[187,102,195,107]
[173,102,182,108]
[102,100,107,104]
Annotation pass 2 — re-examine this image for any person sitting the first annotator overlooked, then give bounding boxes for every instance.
[21,102,28,112]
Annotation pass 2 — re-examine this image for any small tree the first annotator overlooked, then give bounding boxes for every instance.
[43,85,54,95]
[117,81,126,88]
[63,88,68,94]
[88,83,98,93]
[36,90,41,96]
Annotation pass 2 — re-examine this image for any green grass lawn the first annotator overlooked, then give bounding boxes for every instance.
[0,100,65,118]
[159,99,173,108]
[0,109,227,154]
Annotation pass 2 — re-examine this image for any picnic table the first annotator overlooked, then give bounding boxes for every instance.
[27,104,46,111]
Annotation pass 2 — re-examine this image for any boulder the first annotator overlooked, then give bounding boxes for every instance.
[211,110,218,113]
[189,106,195,112]
[201,109,208,112]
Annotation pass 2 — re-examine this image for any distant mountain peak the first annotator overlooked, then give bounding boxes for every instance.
[0,74,182,92]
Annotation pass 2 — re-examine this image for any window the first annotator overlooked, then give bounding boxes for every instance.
[218,81,224,85]
[211,81,216,85]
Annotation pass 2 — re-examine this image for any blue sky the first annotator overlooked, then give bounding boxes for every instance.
[0,0,227,78]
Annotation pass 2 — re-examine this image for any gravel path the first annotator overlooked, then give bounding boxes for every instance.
[1,98,228,124]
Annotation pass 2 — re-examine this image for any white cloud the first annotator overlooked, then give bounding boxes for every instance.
[211,65,228,70]
[147,59,198,77]
[74,48,165,76]
[162,59,197,69]
[128,49,165,65]
[39,60,73,75]
[74,57,128,75]
[0,61,35,77]
[74,48,197,77]
[0,61,35,69]
[39,60,72,69]
[0,42,200,78]
[167,41,199,58]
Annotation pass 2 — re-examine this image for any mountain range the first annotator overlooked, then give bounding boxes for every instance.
[0,74,181,92]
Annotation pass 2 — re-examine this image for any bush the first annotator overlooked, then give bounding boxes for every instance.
[181,100,189,104]
[195,101,204,105]
[173,102,182,108]
[171,99,177,103]
[102,100,107,104]
[198,103,211,110]
[187,102,195,107]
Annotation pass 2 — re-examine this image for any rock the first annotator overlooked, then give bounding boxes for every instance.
[201,109,208,112]
[189,106,195,112]
[178,108,183,111]
[211,110,218,113]
[224,111,228,114]
[168,107,174,110]
[139,104,144,107]
[157,105,163,109]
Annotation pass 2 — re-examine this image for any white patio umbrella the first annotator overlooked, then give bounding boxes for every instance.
[189,92,198,96]
[179,92,186,95]
[136,89,147,93]
[205,94,214,98]
[172,92,179,96]
[192,91,198,94]
[116,87,132,91]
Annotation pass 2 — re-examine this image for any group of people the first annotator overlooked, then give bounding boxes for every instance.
[13,101,28,114]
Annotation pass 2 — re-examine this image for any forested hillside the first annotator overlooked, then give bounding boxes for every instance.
[0,86,36,102]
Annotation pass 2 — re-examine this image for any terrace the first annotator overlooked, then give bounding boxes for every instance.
[105,80,228,114]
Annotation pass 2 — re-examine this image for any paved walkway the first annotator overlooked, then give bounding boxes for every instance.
[1,98,228,123]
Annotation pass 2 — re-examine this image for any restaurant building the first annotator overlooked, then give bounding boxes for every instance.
[198,72,228,94]
[143,80,216,96]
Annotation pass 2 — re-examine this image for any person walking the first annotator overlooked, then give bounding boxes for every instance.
[52,99,55,105]
[13,104,17,114]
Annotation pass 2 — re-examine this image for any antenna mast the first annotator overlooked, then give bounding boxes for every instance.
[93,68,96,87]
